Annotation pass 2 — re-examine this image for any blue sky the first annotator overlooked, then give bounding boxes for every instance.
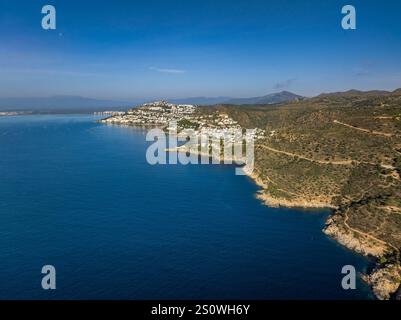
[1,0,401,101]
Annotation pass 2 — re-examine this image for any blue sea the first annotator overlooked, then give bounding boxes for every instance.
[0,114,373,299]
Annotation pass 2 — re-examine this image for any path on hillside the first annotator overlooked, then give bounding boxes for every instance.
[256,144,397,171]
[342,189,398,254]
[343,207,399,254]
[256,144,355,165]
[333,120,393,137]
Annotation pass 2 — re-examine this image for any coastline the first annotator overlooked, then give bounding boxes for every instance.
[165,145,401,300]
[2,113,379,299]
[250,167,401,300]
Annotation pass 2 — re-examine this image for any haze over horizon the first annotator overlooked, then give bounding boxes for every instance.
[1,0,401,101]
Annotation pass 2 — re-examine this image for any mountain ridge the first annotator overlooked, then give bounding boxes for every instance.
[2,89,401,112]
[0,96,131,111]
[170,91,304,105]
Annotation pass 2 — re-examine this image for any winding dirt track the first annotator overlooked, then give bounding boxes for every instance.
[343,208,399,254]
[256,144,396,171]
[256,144,354,165]
[333,120,394,137]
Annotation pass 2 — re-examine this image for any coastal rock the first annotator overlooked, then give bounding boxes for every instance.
[323,216,388,257]
[256,191,334,209]
[324,215,401,300]
[362,264,401,300]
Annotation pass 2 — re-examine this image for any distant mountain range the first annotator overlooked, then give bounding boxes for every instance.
[224,91,304,105]
[170,91,304,105]
[169,96,233,105]
[0,91,305,112]
[3,89,400,113]
[318,88,401,98]
[0,96,131,112]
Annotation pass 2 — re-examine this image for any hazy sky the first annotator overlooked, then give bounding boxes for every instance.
[1,0,401,101]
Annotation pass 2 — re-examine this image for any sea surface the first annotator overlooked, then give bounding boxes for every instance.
[0,114,373,299]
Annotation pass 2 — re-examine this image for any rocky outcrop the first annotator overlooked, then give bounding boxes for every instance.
[362,264,401,300]
[250,168,401,300]
[323,215,388,257]
[323,214,401,299]
[256,191,335,209]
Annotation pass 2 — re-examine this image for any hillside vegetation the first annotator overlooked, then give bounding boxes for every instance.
[207,89,401,299]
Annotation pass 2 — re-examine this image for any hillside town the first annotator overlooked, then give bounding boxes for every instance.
[100,100,266,141]
[94,111,126,116]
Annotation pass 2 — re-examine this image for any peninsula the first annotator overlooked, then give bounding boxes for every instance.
[100,90,401,300]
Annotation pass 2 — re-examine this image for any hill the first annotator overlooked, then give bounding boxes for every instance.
[224,91,304,105]
[210,89,401,299]
[169,91,304,106]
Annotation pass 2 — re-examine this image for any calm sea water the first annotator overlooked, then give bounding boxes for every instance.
[0,115,373,299]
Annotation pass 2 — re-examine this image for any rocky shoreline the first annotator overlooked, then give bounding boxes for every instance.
[323,214,401,300]
[249,169,401,300]
[164,144,401,300]
[249,170,401,300]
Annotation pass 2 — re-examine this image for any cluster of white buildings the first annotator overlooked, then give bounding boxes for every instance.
[141,101,196,114]
[185,112,265,142]
[101,100,196,125]
[100,101,266,141]
[94,111,125,116]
